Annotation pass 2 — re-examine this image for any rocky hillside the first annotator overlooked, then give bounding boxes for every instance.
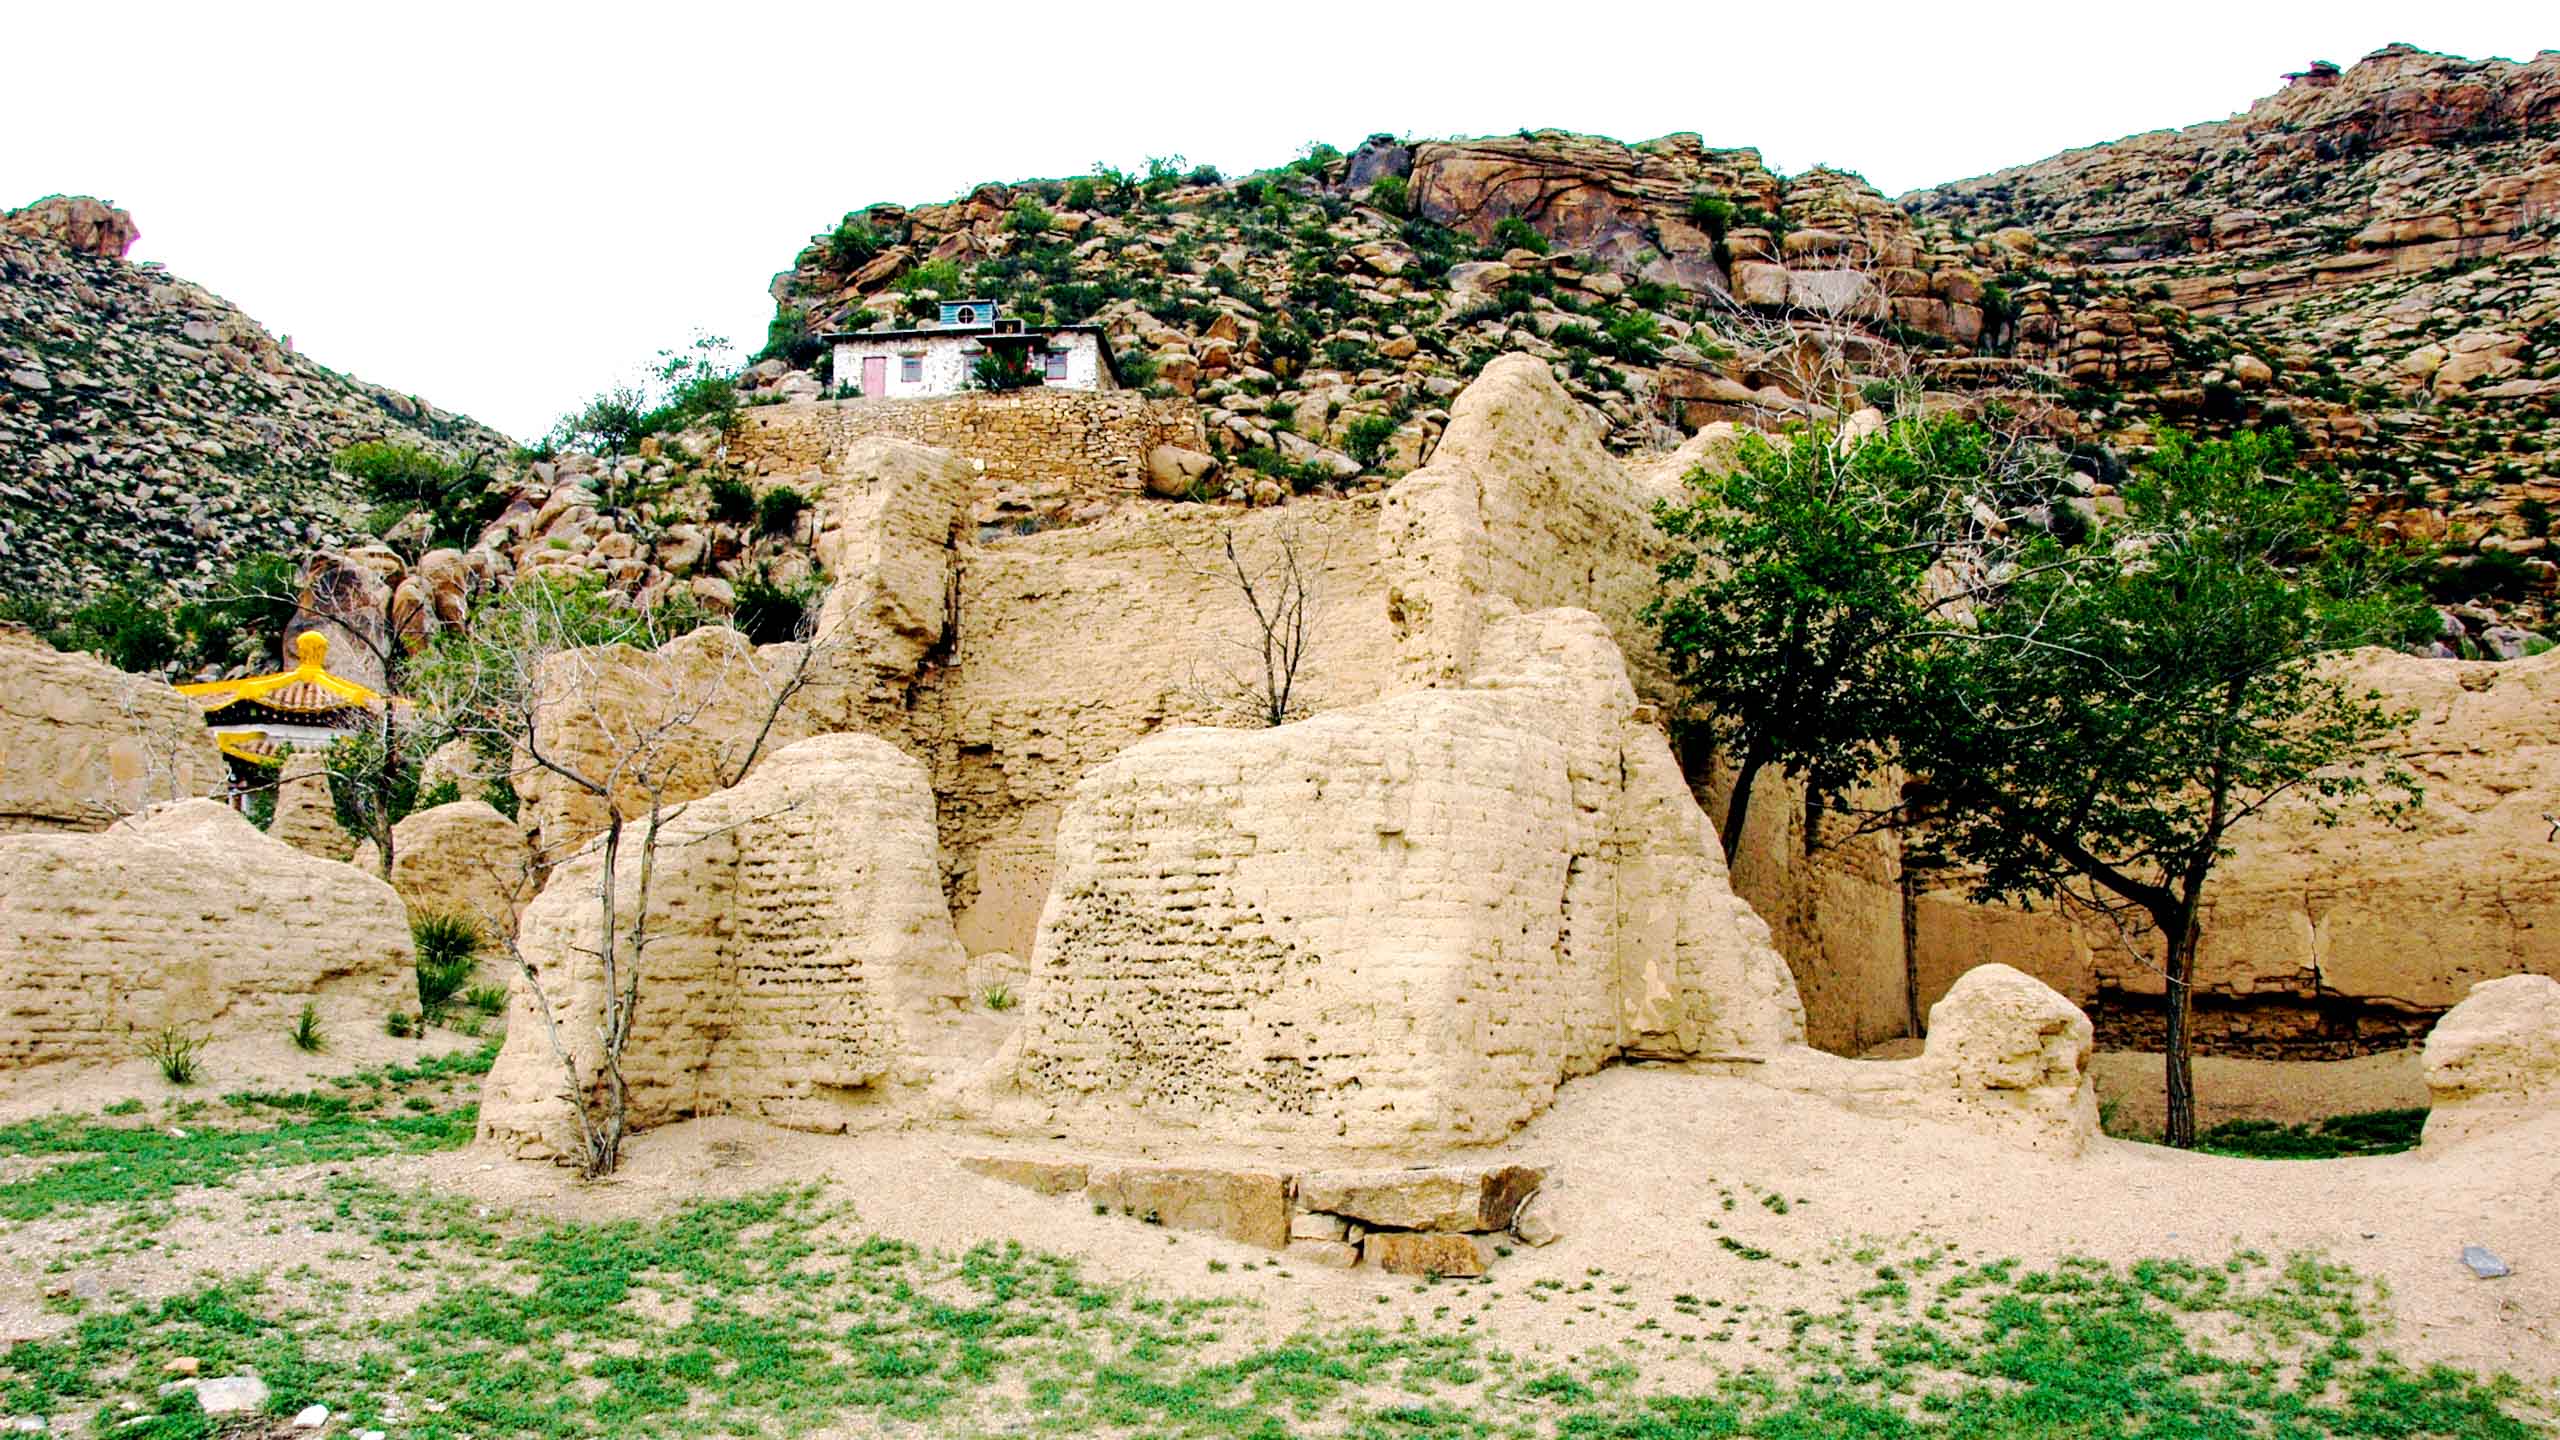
[753,44,2558,645]
[1908,44,2560,643]
[0,196,512,602]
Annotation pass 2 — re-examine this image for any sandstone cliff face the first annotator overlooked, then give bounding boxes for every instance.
[354,799,539,932]
[0,198,511,603]
[2421,973,2560,1149]
[0,799,409,1069]
[994,607,1804,1150]
[0,624,224,833]
[480,734,968,1158]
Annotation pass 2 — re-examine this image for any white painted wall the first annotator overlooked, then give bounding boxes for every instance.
[828,330,1113,398]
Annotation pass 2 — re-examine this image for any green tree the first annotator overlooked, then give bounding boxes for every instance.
[1647,415,2004,860]
[1895,429,2428,1146]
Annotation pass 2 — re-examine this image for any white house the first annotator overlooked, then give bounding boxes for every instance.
[825,300,1119,399]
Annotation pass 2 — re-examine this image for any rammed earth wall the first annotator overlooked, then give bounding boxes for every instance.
[730,391,1205,529]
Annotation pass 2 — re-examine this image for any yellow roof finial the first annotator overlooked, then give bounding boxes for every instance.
[293,630,329,670]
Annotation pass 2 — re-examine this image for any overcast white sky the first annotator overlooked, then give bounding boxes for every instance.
[6,2,2549,440]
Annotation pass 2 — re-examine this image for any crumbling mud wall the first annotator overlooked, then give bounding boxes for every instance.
[0,625,223,834]
[989,608,1804,1150]
[480,734,968,1157]
[0,800,409,1069]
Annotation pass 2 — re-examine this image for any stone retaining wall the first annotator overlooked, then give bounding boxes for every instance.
[730,391,1205,528]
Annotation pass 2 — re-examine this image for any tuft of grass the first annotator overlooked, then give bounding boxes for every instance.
[289,1001,324,1053]
[981,983,1016,1013]
[409,910,482,1022]
[464,984,508,1017]
[140,1027,205,1086]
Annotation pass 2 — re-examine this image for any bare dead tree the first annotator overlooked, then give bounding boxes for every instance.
[1183,524,1321,728]
[412,578,828,1177]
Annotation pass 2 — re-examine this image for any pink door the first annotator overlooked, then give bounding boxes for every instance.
[861,355,887,397]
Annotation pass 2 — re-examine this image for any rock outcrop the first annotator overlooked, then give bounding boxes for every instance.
[2420,974,2560,1150]
[0,799,410,1069]
[1,198,510,603]
[0,623,223,833]
[479,734,969,1159]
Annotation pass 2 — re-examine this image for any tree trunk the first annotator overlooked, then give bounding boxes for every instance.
[592,812,624,1178]
[1721,747,1770,867]
[2161,905,2201,1148]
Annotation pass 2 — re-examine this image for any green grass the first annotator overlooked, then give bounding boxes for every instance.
[0,1061,2540,1439]
[2197,1107,2429,1159]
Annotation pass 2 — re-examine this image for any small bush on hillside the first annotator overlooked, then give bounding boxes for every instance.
[1007,197,1054,235]
[732,568,822,644]
[823,218,882,272]
[1688,192,1735,238]
[1343,414,1399,469]
[707,474,757,527]
[1366,175,1410,216]
[1491,217,1549,255]
[385,1010,416,1038]
[756,485,810,538]
[1063,177,1098,211]
[410,910,482,1022]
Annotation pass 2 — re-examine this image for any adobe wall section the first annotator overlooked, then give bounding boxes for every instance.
[731,390,1205,527]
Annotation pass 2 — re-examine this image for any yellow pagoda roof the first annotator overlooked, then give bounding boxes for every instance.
[177,631,383,714]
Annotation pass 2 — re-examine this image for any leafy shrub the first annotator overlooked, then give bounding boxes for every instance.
[1007,197,1054,235]
[2427,548,2535,603]
[1185,163,1222,187]
[1366,175,1410,216]
[1343,414,1400,469]
[1114,348,1159,388]
[2195,1108,2426,1159]
[1289,141,1343,178]
[823,218,882,272]
[757,485,811,537]
[385,1010,416,1038]
[1603,310,1662,363]
[1688,192,1735,238]
[142,1027,205,1085]
[481,773,519,821]
[2516,496,2552,539]
[1063,177,1097,211]
[1491,217,1549,255]
[732,569,822,644]
[410,910,482,1022]
[290,1002,324,1053]
[707,474,757,527]
[756,306,821,368]
[1321,338,1376,373]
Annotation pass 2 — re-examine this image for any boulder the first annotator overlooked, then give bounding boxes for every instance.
[0,800,410,1070]
[1366,1232,1487,1277]
[1343,134,1415,192]
[1144,444,1219,499]
[1085,1164,1289,1249]
[1295,1165,1543,1232]
[478,735,968,1157]
[0,626,223,834]
[959,1155,1089,1195]
[2421,974,2560,1149]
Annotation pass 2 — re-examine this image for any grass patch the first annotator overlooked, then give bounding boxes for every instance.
[2197,1107,2429,1159]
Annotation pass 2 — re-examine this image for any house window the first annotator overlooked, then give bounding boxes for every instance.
[953,305,978,325]
[899,355,923,384]
[1043,351,1069,380]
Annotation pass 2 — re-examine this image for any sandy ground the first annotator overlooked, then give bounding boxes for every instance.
[428,1062,2560,1401]
[0,993,486,1125]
